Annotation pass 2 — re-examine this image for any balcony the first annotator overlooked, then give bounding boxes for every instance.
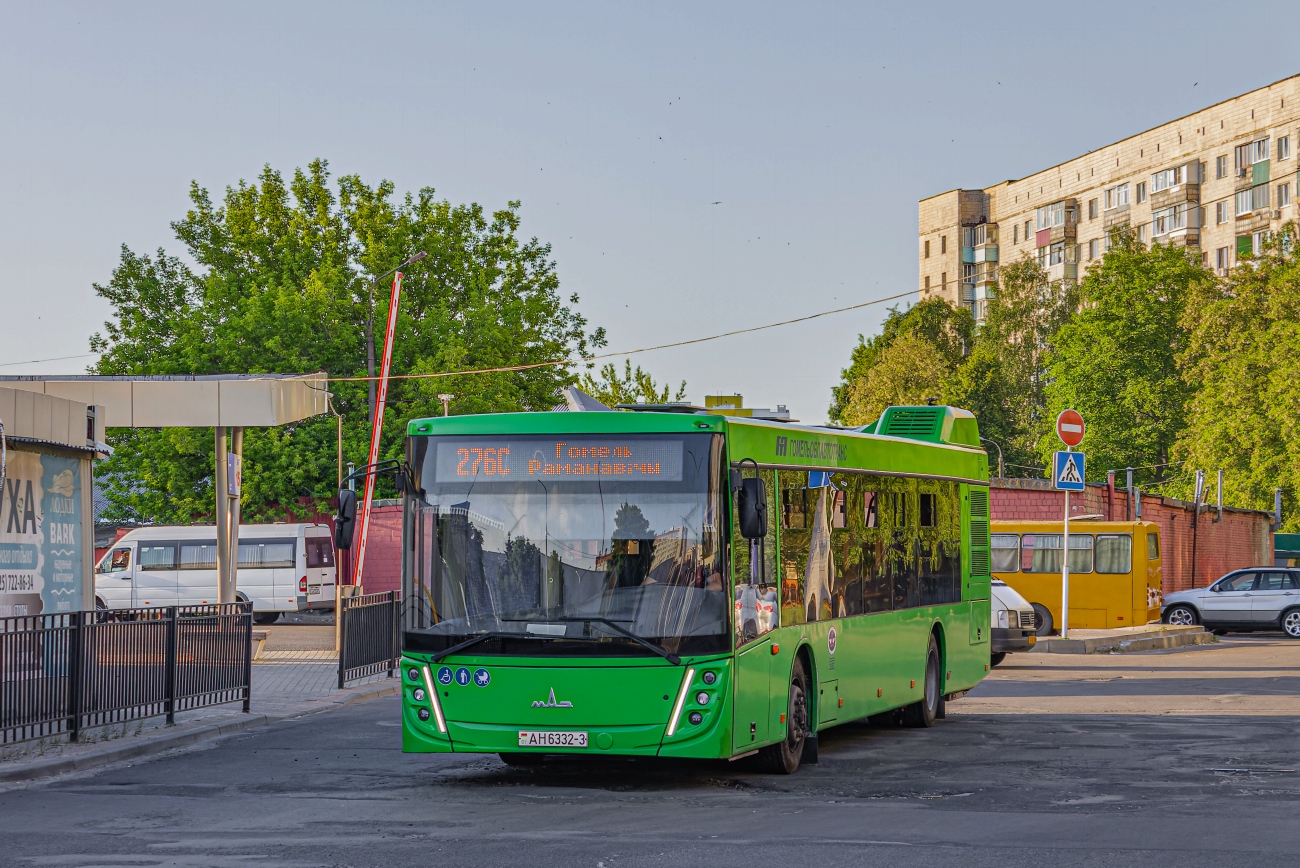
[1103,205,1130,229]
[1253,160,1270,186]
[1046,261,1077,283]
[1150,183,1200,211]
[974,245,997,263]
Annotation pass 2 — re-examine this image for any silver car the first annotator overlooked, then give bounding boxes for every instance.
[1162,569,1300,638]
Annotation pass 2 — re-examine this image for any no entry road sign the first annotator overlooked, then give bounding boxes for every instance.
[1056,409,1085,447]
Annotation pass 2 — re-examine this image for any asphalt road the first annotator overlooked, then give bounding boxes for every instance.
[2,643,1300,867]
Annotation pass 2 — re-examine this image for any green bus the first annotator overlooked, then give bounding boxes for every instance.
[398,404,992,773]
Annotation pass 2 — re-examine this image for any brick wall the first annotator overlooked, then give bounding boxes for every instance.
[991,478,1273,594]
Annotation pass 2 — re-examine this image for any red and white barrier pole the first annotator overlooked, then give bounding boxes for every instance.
[354,270,404,589]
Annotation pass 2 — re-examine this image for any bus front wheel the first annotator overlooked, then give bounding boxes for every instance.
[1031,604,1055,637]
[760,657,809,774]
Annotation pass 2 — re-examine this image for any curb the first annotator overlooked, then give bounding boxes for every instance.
[1035,626,1214,654]
[0,680,401,785]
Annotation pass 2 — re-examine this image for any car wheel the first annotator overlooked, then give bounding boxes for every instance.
[989,651,1007,667]
[1031,603,1054,637]
[1164,605,1198,627]
[1281,608,1300,639]
[252,611,281,625]
[759,657,809,774]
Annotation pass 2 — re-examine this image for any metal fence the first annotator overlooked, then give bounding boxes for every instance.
[338,591,400,687]
[1,604,252,745]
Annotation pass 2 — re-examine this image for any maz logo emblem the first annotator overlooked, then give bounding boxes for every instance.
[532,688,574,708]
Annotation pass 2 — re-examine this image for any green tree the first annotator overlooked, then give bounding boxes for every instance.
[578,360,686,407]
[977,254,1080,470]
[91,160,605,523]
[840,331,952,426]
[1176,223,1300,528]
[829,298,973,423]
[1042,229,1208,485]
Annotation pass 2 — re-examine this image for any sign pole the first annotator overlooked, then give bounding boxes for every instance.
[1062,453,1070,640]
[1053,409,1086,641]
[354,270,404,590]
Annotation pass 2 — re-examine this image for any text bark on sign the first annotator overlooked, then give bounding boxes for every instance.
[0,450,83,616]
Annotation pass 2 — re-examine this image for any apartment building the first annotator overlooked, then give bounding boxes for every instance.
[919,75,1300,320]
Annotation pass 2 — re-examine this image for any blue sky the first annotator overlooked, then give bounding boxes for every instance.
[2,0,1298,423]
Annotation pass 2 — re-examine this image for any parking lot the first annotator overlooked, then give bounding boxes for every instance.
[0,636,1297,867]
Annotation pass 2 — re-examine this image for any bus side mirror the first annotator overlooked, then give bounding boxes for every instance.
[335,489,358,550]
[738,477,768,539]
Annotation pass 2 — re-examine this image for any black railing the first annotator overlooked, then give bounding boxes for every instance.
[1,604,252,745]
[338,591,400,688]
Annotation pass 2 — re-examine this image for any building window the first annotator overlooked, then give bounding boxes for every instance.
[1253,231,1269,255]
[941,272,947,290]
[924,239,930,258]
[1088,198,1098,219]
[1136,182,1147,203]
[1088,239,1099,260]
[1216,246,1231,270]
[1279,183,1291,207]
[1216,201,1228,224]
[1279,136,1291,160]
[1035,201,1072,231]
[1013,224,1019,244]
[1137,224,1146,243]
[941,236,947,254]
[1236,137,1269,172]
[1216,155,1227,179]
[1024,219,1031,240]
[1236,184,1270,216]
[1103,183,1130,210]
[1151,204,1193,237]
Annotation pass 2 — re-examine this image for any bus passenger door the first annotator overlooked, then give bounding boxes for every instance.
[733,638,771,749]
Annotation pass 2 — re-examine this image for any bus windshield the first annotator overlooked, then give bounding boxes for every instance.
[403,433,728,657]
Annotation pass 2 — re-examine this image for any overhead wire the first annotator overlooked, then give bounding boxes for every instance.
[323,288,922,383]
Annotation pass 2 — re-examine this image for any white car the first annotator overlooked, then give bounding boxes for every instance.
[1162,569,1300,638]
[96,523,337,624]
[990,579,1037,666]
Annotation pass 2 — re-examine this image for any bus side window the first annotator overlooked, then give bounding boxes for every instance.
[782,487,807,529]
[776,473,810,626]
[1147,532,1160,561]
[863,491,878,528]
[1095,534,1132,574]
[991,534,1019,573]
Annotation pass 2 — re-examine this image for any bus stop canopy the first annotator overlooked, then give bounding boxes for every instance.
[0,373,331,605]
[0,373,328,428]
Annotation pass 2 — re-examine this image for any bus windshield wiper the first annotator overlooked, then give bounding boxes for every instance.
[429,630,538,663]
[558,617,681,665]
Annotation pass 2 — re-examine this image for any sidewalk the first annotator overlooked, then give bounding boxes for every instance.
[0,625,399,784]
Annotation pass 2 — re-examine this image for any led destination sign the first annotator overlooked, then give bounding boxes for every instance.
[433,438,684,482]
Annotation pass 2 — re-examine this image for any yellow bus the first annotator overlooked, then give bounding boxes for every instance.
[990,521,1162,635]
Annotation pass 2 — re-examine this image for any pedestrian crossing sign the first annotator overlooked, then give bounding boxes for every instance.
[1053,451,1086,491]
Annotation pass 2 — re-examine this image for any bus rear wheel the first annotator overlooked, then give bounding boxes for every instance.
[903,634,940,728]
[760,657,809,774]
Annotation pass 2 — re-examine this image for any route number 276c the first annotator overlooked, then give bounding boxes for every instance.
[456,447,511,476]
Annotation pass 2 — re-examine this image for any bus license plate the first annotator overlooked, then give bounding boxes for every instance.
[517,730,588,748]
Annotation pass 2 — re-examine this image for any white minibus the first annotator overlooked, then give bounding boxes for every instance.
[95,524,337,624]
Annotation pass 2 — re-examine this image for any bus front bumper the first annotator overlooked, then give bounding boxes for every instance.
[991,628,1035,653]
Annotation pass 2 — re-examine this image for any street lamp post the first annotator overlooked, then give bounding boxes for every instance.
[979,436,1005,479]
[365,251,427,424]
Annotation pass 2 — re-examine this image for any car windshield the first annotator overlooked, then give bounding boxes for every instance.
[403,433,728,657]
